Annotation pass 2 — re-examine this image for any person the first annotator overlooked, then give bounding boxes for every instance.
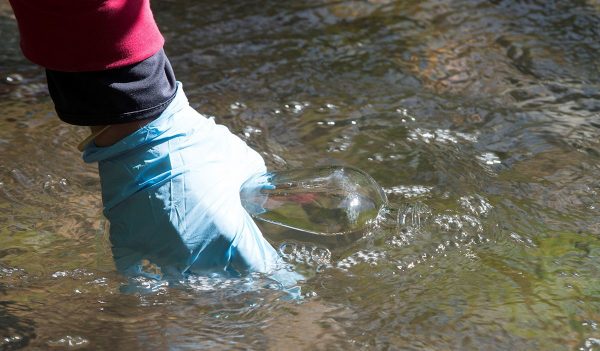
[7,0,298,284]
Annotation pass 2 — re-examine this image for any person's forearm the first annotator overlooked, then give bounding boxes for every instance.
[91,118,157,147]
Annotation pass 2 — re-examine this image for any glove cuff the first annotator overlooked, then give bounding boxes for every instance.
[82,82,211,211]
[83,81,191,163]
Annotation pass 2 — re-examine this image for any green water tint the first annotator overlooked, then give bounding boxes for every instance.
[241,166,387,237]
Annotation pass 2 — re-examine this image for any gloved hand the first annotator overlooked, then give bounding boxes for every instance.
[83,83,300,285]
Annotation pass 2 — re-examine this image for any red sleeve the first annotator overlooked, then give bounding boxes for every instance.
[8,0,164,72]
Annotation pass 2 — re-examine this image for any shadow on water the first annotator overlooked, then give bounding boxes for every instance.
[0,279,36,350]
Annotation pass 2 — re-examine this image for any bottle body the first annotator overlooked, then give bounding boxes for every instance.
[241,166,387,236]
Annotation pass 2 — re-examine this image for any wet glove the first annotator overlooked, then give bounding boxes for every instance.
[83,83,297,283]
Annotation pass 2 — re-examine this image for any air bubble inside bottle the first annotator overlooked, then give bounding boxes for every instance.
[240,166,388,236]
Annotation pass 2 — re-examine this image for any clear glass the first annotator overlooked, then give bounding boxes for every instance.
[241,166,388,236]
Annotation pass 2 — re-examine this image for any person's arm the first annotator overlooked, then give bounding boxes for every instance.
[7,0,300,285]
[90,120,152,147]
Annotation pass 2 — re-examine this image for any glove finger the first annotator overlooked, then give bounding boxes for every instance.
[227,209,281,273]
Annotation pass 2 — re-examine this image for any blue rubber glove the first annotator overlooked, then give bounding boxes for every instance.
[83,83,300,285]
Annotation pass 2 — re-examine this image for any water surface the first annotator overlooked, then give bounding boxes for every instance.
[1,0,600,349]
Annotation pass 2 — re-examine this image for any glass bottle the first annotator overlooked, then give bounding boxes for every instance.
[240,166,388,236]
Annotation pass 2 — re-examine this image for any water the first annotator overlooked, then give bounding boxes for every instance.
[1,0,600,349]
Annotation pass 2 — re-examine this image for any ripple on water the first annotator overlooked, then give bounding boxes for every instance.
[283,101,309,114]
[384,185,433,199]
[396,201,432,229]
[408,128,478,144]
[279,242,332,270]
[458,194,493,217]
[0,335,26,350]
[477,152,502,166]
[47,335,89,349]
[336,250,387,270]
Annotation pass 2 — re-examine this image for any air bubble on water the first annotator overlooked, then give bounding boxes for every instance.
[51,269,94,279]
[387,154,405,161]
[463,249,478,259]
[435,242,447,254]
[317,103,338,114]
[279,242,296,257]
[477,152,501,165]
[230,101,247,111]
[243,126,262,138]
[1,336,23,348]
[182,275,232,292]
[396,202,432,229]
[395,108,416,122]
[336,256,357,270]
[88,277,109,287]
[59,178,69,188]
[367,153,384,162]
[392,209,491,272]
[52,271,68,278]
[182,272,286,296]
[4,74,23,85]
[456,132,478,142]
[509,232,536,247]
[336,250,386,270]
[385,185,432,198]
[459,194,492,216]
[43,174,70,194]
[434,213,483,233]
[279,242,332,268]
[43,175,53,191]
[387,234,412,248]
[304,291,318,298]
[284,102,305,114]
[581,337,600,351]
[0,266,24,276]
[435,129,458,143]
[408,128,435,143]
[461,214,483,232]
[327,135,352,152]
[396,257,420,271]
[47,335,89,348]
[408,128,478,144]
[317,120,337,127]
[122,276,169,295]
[396,108,408,116]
